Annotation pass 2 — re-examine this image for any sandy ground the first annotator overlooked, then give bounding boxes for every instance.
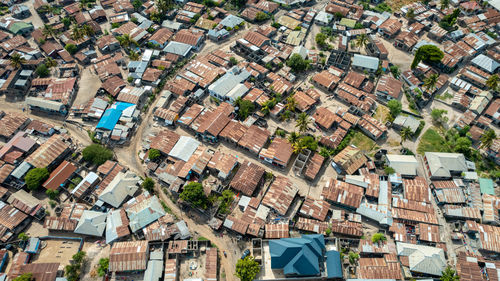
[81,242,111,280]
[31,239,80,266]
[73,68,102,107]
[23,0,44,29]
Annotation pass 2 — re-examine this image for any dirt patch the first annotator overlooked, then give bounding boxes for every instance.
[31,239,80,267]
[74,67,102,106]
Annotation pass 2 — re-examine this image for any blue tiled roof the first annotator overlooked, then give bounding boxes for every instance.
[269,234,326,277]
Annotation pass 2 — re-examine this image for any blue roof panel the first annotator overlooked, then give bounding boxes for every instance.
[326,250,343,278]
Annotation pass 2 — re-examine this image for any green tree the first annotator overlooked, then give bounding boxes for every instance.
[387,100,402,117]
[440,266,460,281]
[133,0,142,11]
[229,56,238,66]
[142,177,155,193]
[400,127,413,144]
[45,57,58,68]
[406,8,415,20]
[287,53,310,73]
[441,0,449,9]
[42,24,55,39]
[299,135,318,151]
[180,182,209,209]
[411,45,444,68]
[371,233,387,243]
[62,17,72,28]
[10,53,26,69]
[82,24,95,37]
[384,166,395,175]
[454,137,472,155]
[25,168,49,191]
[70,24,83,41]
[355,33,368,51]
[439,8,460,31]
[13,273,33,281]
[315,32,328,49]
[319,147,331,158]
[348,251,359,267]
[218,189,234,214]
[255,12,270,22]
[286,96,296,112]
[234,98,255,120]
[296,112,311,133]
[486,74,499,91]
[231,0,247,8]
[129,49,140,60]
[65,43,77,55]
[65,251,86,281]
[157,0,173,16]
[431,109,448,126]
[46,189,60,200]
[390,65,400,79]
[117,34,137,49]
[148,148,161,160]
[423,73,439,93]
[97,258,109,277]
[18,232,29,241]
[36,64,50,77]
[287,131,300,144]
[82,144,114,166]
[480,129,497,150]
[235,256,260,281]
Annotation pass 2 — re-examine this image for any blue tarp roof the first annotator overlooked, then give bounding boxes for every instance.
[326,250,342,278]
[96,102,134,131]
[269,234,325,277]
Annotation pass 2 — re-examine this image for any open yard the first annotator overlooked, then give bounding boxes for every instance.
[351,131,379,154]
[417,128,450,155]
[373,105,390,123]
[31,239,81,267]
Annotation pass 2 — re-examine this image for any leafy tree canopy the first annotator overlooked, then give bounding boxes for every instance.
[287,53,310,73]
[180,182,209,209]
[371,233,387,243]
[25,168,49,191]
[387,100,402,117]
[82,144,113,166]
[142,177,155,193]
[411,45,444,68]
[236,256,260,281]
[148,148,161,160]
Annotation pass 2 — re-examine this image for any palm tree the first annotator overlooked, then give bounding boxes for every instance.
[71,24,84,41]
[261,101,271,116]
[117,34,137,50]
[400,127,413,145]
[9,53,26,69]
[82,24,94,37]
[355,34,368,51]
[292,140,307,154]
[42,24,55,39]
[440,0,449,9]
[423,73,439,93]
[295,112,311,134]
[287,132,300,146]
[286,96,296,112]
[129,50,140,61]
[486,74,499,91]
[440,266,460,281]
[45,57,57,68]
[39,5,55,14]
[480,129,497,150]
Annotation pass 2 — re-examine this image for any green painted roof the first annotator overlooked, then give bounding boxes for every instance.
[339,18,356,28]
[9,22,33,34]
[479,178,495,195]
